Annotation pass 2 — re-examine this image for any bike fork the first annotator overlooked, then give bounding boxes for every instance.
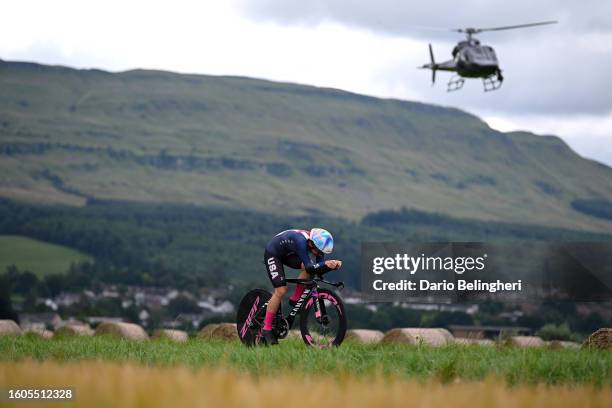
[313,291,330,326]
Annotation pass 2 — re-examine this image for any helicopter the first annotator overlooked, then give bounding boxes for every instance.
[420,21,557,92]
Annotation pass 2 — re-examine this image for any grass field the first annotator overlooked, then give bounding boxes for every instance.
[0,336,610,408]
[1,360,610,408]
[0,235,91,276]
[1,335,609,386]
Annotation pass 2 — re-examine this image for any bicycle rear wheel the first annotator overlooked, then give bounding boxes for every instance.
[299,288,346,348]
[236,288,270,346]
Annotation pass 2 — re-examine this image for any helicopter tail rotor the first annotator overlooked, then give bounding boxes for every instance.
[429,43,436,84]
[427,43,437,84]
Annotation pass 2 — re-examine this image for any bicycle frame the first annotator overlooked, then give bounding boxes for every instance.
[248,276,344,336]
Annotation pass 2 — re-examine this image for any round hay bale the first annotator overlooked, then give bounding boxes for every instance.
[547,340,580,349]
[153,329,189,343]
[382,328,454,347]
[454,337,495,347]
[453,338,471,346]
[454,338,494,346]
[198,323,220,340]
[23,328,54,339]
[211,323,238,340]
[0,320,21,336]
[55,324,94,337]
[346,329,384,344]
[198,323,237,341]
[583,328,612,349]
[435,328,455,343]
[95,322,148,341]
[507,336,545,348]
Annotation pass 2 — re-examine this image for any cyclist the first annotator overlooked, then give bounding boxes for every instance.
[262,228,342,345]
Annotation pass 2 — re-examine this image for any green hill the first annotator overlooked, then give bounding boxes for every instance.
[1,59,611,232]
[0,235,91,276]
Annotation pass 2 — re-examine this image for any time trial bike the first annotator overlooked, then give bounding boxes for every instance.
[236,274,346,348]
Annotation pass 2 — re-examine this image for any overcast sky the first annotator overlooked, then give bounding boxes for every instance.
[2,0,611,166]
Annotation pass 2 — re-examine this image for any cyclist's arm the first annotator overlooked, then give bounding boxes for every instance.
[297,240,331,275]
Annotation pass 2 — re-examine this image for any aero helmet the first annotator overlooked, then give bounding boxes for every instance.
[309,228,334,254]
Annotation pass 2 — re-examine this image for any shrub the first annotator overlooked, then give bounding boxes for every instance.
[536,323,577,341]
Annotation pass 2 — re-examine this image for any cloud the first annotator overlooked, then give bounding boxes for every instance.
[234,0,612,38]
[233,0,612,116]
[484,112,612,165]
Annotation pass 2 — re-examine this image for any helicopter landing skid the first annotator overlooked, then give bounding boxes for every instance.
[446,76,465,92]
[483,75,503,92]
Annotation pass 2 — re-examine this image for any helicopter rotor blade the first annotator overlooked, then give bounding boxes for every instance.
[473,21,558,33]
[428,44,436,84]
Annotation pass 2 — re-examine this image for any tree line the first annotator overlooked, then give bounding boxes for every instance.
[1,199,610,291]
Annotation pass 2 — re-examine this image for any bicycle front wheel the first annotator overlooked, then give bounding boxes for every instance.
[299,288,346,348]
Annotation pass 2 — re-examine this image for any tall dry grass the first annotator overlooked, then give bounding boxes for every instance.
[2,335,610,385]
[0,360,610,408]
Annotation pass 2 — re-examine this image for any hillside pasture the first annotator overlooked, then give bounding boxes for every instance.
[0,235,91,276]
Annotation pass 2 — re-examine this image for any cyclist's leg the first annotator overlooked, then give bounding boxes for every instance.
[264,252,287,331]
[290,269,310,302]
[284,255,309,302]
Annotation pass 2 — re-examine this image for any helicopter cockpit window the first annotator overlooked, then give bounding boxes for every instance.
[481,47,497,62]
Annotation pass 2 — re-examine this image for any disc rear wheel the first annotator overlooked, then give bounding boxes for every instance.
[236,289,270,346]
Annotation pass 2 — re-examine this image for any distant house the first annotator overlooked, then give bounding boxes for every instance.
[19,312,62,330]
[174,313,205,329]
[87,317,124,325]
[134,290,170,308]
[102,289,120,298]
[121,300,133,309]
[55,292,82,307]
[448,325,531,339]
[138,310,150,322]
[62,317,86,326]
[197,299,234,314]
[161,320,183,329]
[399,303,479,315]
